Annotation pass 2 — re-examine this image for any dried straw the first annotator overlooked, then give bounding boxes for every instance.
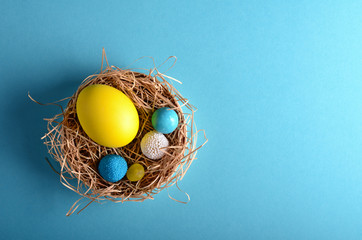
[31,50,207,216]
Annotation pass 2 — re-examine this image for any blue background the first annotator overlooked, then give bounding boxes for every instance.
[1,0,362,239]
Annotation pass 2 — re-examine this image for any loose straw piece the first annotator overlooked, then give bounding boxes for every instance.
[32,51,207,216]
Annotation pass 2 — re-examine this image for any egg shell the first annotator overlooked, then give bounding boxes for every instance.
[127,163,145,182]
[152,107,179,134]
[98,154,128,183]
[76,84,139,148]
[140,131,169,160]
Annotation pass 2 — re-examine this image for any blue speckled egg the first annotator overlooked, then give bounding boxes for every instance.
[151,107,179,134]
[98,154,128,183]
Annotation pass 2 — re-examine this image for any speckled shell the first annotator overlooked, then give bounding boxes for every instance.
[140,131,169,160]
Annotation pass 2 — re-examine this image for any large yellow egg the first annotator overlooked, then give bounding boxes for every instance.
[76,84,139,148]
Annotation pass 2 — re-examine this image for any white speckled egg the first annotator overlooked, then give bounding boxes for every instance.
[140,131,169,160]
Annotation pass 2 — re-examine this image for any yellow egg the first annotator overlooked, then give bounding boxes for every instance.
[76,84,139,148]
[127,163,145,182]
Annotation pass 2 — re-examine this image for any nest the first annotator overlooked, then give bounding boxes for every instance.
[33,52,207,216]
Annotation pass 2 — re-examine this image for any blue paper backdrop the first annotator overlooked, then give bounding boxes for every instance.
[1,1,362,239]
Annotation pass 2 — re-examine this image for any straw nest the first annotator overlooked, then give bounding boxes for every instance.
[33,52,207,216]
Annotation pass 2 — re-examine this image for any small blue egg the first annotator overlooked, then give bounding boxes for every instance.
[98,154,128,183]
[152,107,179,134]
